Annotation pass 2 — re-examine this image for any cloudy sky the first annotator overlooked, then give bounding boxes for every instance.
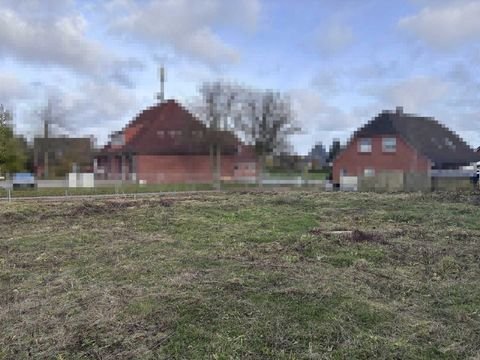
[1,0,479,154]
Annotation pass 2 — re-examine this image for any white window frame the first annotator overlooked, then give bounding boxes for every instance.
[363,168,375,177]
[358,138,372,153]
[382,137,396,153]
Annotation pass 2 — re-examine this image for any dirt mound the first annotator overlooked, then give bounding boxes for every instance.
[350,229,387,244]
[309,228,387,244]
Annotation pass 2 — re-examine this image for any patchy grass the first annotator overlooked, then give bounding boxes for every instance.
[1,191,480,359]
[1,183,214,198]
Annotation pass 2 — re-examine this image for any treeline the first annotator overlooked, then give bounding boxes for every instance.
[0,105,31,176]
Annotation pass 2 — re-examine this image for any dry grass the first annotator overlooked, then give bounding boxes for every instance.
[1,191,480,359]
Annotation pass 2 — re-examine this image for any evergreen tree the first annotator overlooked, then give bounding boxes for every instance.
[0,105,26,175]
[327,139,342,164]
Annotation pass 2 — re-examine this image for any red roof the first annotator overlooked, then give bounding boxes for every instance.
[99,100,243,156]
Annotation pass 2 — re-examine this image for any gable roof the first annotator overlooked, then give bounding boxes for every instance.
[100,100,241,156]
[354,108,480,166]
[308,143,328,160]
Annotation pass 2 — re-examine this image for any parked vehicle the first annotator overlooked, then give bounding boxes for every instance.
[12,173,36,189]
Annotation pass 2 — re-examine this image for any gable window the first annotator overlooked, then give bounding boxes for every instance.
[382,137,396,152]
[358,138,372,153]
[444,137,456,150]
[363,168,375,177]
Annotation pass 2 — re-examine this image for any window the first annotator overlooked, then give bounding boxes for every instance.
[111,133,125,146]
[363,168,375,177]
[358,138,372,153]
[157,130,165,138]
[444,137,456,150]
[192,130,203,139]
[382,137,396,152]
[168,130,182,138]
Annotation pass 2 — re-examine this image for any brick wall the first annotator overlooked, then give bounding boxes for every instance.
[136,154,237,183]
[333,135,431,183]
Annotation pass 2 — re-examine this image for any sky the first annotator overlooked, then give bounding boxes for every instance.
[1,0,480,154]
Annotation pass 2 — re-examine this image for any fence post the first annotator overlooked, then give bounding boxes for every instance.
[8,189,11,202]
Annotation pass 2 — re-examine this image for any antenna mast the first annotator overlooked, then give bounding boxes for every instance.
[157,66,165,104]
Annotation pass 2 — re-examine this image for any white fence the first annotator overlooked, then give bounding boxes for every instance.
[431,169,474,178]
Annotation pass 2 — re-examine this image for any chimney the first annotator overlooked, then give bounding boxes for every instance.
[396,106,403,115]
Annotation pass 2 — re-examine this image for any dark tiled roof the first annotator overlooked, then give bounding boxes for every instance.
[308,144,328,160]
[100,100,241,156]
[354,109,480,167]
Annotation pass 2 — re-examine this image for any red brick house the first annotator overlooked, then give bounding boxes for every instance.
[95,99,257,183]
[333,107,480,184]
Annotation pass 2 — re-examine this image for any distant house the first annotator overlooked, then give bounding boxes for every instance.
[307,143,328,170]
[95,99,257,183]
[269,153,308,172]
[333,107,480,184]
[33,137,93,178]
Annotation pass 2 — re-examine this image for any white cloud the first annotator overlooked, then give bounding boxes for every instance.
[0,0,76,18]
[379,76,449,112]
[0,3,144,85]
[0,7,108,75]
[311,71,341,95]
[290,88,356,132]
[0,73,32,104]
[109,0,260,66]
[399,0,480,49]
[62,81,140,129]
[316,20,354,55]
[289,88,359,154]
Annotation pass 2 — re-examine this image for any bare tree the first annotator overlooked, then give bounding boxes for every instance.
[235,89,299,185]
[39,96,72,138]
[193,81,241,188]
[193,82,299,187]
[35,96,71,178]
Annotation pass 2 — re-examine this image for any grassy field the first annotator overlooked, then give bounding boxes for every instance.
[0,183,215,198]
[0,181,324,199]
[264,171,328,180]
[1,191,480,359]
